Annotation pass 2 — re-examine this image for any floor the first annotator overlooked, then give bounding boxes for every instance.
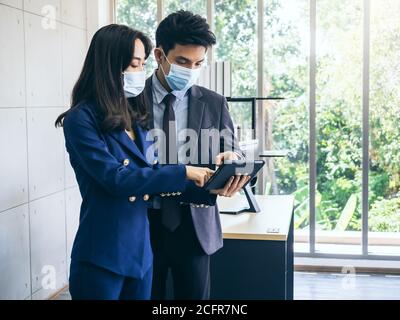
[54,272,400,300]
[294,272,400,300]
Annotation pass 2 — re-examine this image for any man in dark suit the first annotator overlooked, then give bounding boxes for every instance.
[146,10,248,300]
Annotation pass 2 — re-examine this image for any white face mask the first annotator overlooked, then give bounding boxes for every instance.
[123,71,146,98]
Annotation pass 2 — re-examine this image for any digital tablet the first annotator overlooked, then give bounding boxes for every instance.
[204,160,265,191]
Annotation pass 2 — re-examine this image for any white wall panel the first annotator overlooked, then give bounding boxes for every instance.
[62,24,86,106]
[0,109,28,212]
[23,0,60,17]
[0,205,31,300]
[29,192,66,293]
[0,5,25,107]
[27,108,65,200]
[0,0,23,9]
[0,0,88,300]
[61,0,86,29]
[25,12,62,107]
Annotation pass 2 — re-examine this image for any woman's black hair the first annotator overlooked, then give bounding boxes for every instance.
[156,10,216,55]
[55,24,153,131]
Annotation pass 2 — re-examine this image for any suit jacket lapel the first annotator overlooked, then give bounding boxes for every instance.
[109,130,151,167]
[188,86,205,163]
[144,76,155,130]
[85,99,152,166]
[188,85,205,138]
[135,123,154,160]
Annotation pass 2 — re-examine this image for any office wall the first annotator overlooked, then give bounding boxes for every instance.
[0,0,88,300]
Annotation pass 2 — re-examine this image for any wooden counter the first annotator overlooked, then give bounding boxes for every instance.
[217,195,295,241]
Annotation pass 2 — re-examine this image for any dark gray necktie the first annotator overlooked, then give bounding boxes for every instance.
[161,93,181,231]
[162,93,177,164]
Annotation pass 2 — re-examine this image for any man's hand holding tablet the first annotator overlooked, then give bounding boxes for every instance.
[209,151,251,198]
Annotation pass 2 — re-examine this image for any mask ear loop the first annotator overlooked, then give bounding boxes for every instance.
[157,48,171,77]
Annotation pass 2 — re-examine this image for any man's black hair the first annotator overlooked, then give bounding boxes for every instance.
[156,10,216,55]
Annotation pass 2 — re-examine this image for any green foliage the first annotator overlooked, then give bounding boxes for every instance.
[369,197,400,232]
[164,0,206,17]
[266,0,400,233]
[335,194,357,231]
[214,0,257,99]
[116,0,157,40]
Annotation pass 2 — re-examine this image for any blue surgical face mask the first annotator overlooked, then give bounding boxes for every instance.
[159,51,202,92]
[123,70,146,98]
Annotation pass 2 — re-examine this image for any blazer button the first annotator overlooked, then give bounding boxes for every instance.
[123,159,130,166]
[143,194,150,201]
[129,196,136,202]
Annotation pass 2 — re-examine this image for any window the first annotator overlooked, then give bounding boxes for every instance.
[116,0,158,73]
[164,0,206,17]
[264,0,310,252]
[369,0,400,255]
[214,0,258,141]
[315,0,363,254]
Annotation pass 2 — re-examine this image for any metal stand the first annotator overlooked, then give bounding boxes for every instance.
[220,184,260,215]
[243,184,260,213]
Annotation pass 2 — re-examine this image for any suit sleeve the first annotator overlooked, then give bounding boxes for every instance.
[63,108,187,198]
[177,181,218,206]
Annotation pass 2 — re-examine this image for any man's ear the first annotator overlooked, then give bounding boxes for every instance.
[154,47,163,65]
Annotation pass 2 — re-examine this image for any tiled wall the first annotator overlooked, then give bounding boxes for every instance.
[0,0,87,300]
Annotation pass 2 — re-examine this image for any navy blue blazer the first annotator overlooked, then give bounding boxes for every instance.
[63,101,195,279]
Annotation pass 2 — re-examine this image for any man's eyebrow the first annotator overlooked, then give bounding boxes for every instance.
[175,56,205,63]
[132,56,143,62]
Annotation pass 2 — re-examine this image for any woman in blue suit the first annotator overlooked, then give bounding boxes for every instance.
[55,24,212,300]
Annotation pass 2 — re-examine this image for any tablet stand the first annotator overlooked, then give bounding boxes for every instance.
[219,184,260,215]
[244,184,260,213]
[219,150,289,215]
